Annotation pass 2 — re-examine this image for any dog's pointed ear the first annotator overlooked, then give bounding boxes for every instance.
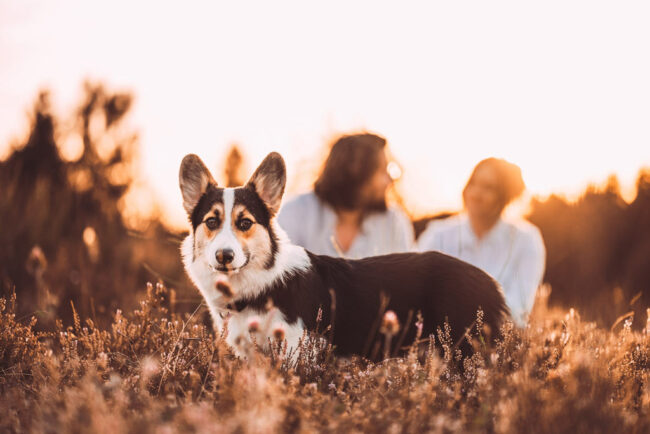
[179,154,216,215]
[246,152,286,215]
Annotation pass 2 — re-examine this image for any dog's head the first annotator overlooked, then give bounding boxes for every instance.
[179,152,287,283]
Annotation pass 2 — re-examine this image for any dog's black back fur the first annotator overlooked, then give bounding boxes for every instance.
[232,250,509,358]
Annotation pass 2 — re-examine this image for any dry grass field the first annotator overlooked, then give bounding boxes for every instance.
[2,283,649,433]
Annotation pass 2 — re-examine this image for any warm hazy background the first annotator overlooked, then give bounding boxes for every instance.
[2,1,650,228]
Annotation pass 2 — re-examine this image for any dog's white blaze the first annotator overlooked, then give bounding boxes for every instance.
[208,188,247,269]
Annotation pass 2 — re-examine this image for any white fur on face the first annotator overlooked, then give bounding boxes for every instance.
[206,188,248,270]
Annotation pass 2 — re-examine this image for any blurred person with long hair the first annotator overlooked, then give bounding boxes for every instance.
[417,158,546,327]
[278,133,414,258]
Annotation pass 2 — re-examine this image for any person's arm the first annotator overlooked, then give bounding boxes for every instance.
[502,227,546,327]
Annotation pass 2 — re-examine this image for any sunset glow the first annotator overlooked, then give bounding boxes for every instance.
[1,1,649,228]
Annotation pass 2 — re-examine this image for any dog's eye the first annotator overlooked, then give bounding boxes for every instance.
[238,218,253,231]
[205,217,218,230]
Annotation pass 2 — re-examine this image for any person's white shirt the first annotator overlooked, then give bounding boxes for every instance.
[417,213,545,327]
[278,191,414,259]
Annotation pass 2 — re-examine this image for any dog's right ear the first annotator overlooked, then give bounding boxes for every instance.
[179,154,216,215]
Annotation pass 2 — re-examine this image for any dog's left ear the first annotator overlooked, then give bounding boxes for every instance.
[246,152,286,215]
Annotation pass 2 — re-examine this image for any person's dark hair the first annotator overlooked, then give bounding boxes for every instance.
[314,133,387,211]
[463,157,525,212]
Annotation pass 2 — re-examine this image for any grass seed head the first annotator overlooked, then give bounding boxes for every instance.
[272,323,285,341]
[381,310,400,335]
[248,315,261,333]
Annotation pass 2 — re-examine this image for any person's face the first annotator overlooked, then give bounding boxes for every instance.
[463,165,503,221]
[359,150,390,211]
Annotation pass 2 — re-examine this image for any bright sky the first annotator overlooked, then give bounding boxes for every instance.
[2,1,650,228]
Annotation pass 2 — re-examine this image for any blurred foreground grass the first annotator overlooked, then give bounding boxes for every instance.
[1,284,649,433]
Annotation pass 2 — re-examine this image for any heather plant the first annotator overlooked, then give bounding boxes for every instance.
[1,285,650,433]
[0,292,49,392]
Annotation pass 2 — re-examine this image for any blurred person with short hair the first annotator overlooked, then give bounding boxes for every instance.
[278,133,414,258]
[417,158,546,327]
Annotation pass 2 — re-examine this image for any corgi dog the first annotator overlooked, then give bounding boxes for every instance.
[180,152,509,359]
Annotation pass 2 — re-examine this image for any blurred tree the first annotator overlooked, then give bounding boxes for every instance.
[620,169,650,326]
[527,174,646,327]
[0,83,188,328]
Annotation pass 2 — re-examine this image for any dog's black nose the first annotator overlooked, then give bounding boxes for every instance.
[216,248,235,265]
